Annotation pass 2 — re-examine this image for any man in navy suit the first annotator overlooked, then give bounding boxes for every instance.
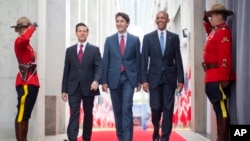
[61,23,102,141]
[141,11,184,141]
[101,12,141,141]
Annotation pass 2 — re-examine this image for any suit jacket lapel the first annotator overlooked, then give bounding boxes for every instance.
[165,31,172,55]
[72,44,79,65]
[113,33,122,56]
[82,43,88,62]
[153,30,162,56]
[114,33,124,57]
[124,33,131,56]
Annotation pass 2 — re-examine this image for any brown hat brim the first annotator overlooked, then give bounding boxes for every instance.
[205,9,233,17]
[10,23,31,28]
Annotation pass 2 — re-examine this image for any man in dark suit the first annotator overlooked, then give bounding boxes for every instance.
[61,23,102,141]
[101,12,141,141]
[141,11,184,141]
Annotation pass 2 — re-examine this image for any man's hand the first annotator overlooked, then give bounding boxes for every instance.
[203,10,209,23]
[136,83,141,92]
[177,83,184,93]
[220,81,230,88]
[143,82,149,93]
[102,84,108,93]
[90,81,99,91]
[61,92,68,102]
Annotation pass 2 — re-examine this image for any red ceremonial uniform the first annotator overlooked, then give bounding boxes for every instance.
[14,26,40,87]
[203,22,235,83]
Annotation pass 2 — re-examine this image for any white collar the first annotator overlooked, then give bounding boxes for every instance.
[78,41,87,47]
[157,29,167,35]
[118,32,128,38]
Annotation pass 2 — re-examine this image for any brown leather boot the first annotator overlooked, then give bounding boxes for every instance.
[15,120,19,140]
[23,120,29,141]
[218,117,230,141]
[222,117,230,141]
[16,122,25,141]
[15,120,28,141]
[216,117,222,141]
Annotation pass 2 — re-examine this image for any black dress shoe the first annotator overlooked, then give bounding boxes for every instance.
[153,137,159,141]
[152,130,159,141]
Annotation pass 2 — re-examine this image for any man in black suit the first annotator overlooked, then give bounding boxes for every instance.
[141,11,184,141]
[61,23,102,141]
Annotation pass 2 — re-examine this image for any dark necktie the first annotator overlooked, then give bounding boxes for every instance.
[120,35,125,72]
[78,44,84,64]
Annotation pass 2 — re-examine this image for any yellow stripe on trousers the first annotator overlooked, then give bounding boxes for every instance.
[219,83,227,118]
[18,85,28,122]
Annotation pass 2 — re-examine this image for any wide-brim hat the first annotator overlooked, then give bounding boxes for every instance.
[205,3,233,17]
[10,16,31,28]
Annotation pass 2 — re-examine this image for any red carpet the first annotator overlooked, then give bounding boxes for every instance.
[77,128,186,141]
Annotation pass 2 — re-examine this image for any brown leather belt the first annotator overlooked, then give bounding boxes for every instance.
[202,62,218,71]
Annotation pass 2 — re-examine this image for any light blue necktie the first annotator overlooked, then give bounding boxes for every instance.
[160,32,165,55]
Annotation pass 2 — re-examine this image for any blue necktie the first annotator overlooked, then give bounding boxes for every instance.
[160,32,165,55]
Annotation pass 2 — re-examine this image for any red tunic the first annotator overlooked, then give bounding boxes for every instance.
[203,22,236,83]
[14,26,40,87]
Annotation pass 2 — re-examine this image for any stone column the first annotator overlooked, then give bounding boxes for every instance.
[44,0,67,135]
[83,0,99,45]
[35,0,46,140]
[98,0,118,53]
[69,0,80,45]
[189,0,207,134]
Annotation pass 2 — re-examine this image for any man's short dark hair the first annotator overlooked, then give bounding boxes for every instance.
[115,12,130,24]
[75,23,89,32]
[158,11,169,19]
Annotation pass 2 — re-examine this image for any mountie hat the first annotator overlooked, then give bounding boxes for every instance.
[10,16,31,28]
[205,3,233,17]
